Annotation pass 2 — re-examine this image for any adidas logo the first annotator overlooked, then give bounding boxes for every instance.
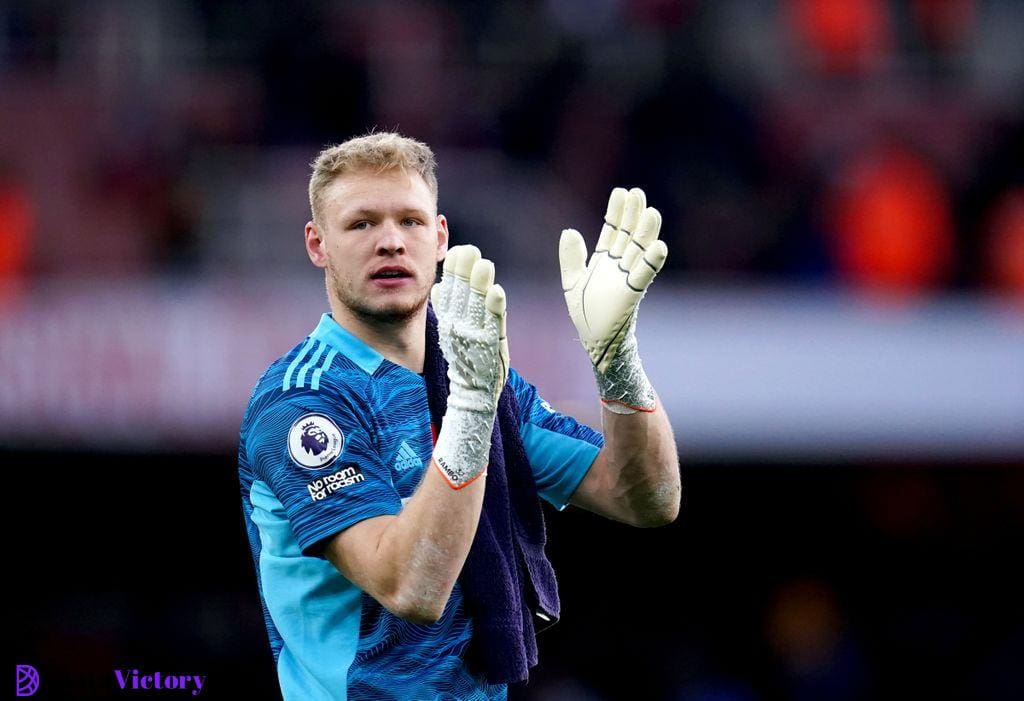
[394,440,422,473]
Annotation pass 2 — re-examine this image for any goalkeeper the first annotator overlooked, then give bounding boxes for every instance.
[237,132,680,701]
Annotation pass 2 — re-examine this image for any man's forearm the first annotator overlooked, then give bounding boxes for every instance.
[376,244,503,623]
[600,389,680,526]
[377,461,486,623]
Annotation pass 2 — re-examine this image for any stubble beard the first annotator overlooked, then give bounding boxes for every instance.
[328,263,428,324]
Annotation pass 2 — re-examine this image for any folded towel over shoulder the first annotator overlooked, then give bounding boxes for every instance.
[422,303,561,685]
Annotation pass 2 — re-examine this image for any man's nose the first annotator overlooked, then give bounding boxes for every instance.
[375,220,406,254]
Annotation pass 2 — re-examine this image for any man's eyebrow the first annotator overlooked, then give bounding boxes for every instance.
[342,206,431,220]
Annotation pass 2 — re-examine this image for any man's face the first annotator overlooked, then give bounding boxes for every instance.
[308,168,447,324]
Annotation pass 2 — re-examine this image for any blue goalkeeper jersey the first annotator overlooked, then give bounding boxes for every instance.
[238,313,604,701]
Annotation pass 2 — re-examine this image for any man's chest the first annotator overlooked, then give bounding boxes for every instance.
[369,391,436,500]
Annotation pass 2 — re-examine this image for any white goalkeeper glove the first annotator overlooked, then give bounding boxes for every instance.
[559,187,667,414]
[429,244,509,488]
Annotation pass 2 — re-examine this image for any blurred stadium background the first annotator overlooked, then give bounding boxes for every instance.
[4,1,1022,699]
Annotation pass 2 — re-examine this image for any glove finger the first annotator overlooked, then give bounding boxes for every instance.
[596,187,627,253]
[610,189,643,259]
[454,244,481,280]
[451,244,480,316]
[620,206,662,272]
[470,257,495,293]
[443,244,461,277]
[431,281,453,356]
[498,333,510,395]
[559,229,588,291]
[468,258,495,327]
[486,283,509,393]
[438,248,460,317]
[485,282,505,331]
[442,244,476,316]
[629,186,647,211]
[634,206,662,246]
[627,239,667,292]
[430,281,443,313]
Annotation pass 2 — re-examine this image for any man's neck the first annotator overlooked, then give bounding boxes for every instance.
[329,299,427,374]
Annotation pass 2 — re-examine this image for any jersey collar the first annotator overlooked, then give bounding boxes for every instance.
[309,313,385,376]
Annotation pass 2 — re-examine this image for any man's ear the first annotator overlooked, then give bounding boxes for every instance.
[436,214,449,262]
[305,220,328,268]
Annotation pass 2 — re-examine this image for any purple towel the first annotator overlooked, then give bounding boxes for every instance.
[423,303,561,685]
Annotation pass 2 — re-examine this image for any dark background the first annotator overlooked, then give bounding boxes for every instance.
[11,451,1024,700]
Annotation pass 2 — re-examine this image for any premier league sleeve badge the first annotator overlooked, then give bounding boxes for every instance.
[288,413,344,469]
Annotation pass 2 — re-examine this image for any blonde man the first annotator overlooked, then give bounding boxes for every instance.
[238,132,680,700]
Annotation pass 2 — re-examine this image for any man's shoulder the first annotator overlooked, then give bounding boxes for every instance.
[506,366,533,395]
[244,337,372,426]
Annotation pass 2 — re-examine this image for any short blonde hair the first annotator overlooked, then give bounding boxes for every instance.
[308,132,438,225]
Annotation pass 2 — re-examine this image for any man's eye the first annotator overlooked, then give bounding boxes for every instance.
[402,218,420,227]
[352,221,371,230]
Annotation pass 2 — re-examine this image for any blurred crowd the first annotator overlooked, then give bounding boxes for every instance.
[2,0,1023,297]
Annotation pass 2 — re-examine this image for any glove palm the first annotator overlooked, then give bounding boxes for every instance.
[559,187,667,375]
[428,244,508,488]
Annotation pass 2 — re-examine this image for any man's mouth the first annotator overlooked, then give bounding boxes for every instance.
[370,267,413,280]
[369,266,415,288]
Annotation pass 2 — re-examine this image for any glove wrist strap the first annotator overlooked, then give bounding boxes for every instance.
[432,406,495,489]
[593,317,655,415]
